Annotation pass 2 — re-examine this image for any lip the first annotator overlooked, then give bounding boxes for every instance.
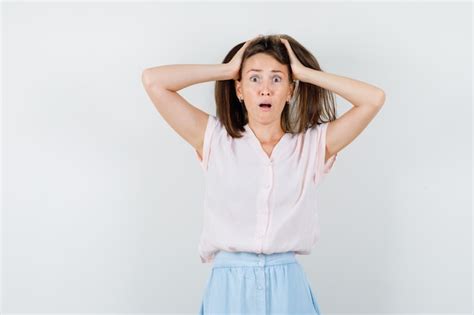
[259,104,272,112]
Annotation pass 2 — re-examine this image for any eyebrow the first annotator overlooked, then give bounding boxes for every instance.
[247,69,284,74]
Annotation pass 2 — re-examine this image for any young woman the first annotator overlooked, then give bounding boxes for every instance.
[142,34,385,314]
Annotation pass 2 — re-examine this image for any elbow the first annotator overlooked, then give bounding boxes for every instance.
[141,69,152,88]
[142,68,168,90]
[372,89,386,107]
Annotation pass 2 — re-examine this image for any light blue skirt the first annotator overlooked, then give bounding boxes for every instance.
[199,250,321,314]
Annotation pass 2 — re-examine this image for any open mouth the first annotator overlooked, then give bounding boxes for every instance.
[259,103,272,108]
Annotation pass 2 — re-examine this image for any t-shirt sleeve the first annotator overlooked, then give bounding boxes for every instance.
[314,122,337,185]
[194,114,218,171]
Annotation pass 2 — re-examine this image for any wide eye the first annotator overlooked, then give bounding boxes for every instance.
[250,75,282,83]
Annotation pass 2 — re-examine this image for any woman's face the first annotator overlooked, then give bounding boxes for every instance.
[235,53,294,126]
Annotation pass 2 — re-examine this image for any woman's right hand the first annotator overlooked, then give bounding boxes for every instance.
[227,35,262,81]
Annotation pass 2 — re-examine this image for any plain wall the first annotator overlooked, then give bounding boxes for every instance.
[2,1,472,314]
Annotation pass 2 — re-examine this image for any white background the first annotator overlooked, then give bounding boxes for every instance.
[2,1,472,314]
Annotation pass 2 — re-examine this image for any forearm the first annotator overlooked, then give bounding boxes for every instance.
[142,64,232,92]
[299,67,385,107]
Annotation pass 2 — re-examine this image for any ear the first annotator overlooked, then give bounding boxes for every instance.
[287,81,295,100]
[234,80,242,99]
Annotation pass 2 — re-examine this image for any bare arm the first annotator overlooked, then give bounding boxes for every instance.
[141,64,232,156]
[142,64,232,92]
[142,37,257,158]
[280,37,386,166]
[298,67,385,164]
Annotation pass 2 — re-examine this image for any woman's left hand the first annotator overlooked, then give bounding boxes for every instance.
[280,37,306,81]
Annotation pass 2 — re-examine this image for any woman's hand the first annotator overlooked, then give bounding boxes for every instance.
[280,37,306,81]
[227,35,262,81]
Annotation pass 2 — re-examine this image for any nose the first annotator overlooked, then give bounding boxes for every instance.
[260,82,271,96]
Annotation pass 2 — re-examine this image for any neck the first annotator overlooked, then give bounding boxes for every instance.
[246,121,285,144]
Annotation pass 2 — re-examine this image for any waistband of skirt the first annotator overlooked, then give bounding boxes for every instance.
[212,250,297,268]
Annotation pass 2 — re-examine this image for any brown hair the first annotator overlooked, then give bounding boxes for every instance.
[215,34,338,138]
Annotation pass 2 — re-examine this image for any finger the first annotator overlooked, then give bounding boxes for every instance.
[280,38,290,48]
[282,40,293,52]
[243,36,258,47]
[241,36,260,50]
[249,35,261,43]
[280,39,290,51]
